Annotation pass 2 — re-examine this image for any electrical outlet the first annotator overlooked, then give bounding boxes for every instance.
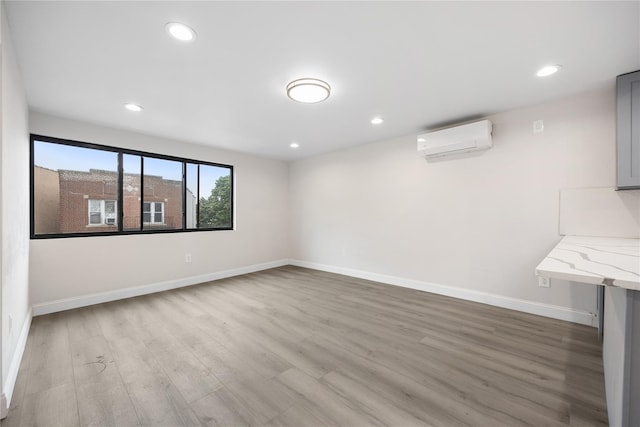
[533,120,544,134]
[538,276,550,288]
[185,253,192,263]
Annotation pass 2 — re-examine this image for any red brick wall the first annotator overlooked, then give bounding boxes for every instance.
[59,169,183,233]
[59,170,119,233]
[33,166,61,234]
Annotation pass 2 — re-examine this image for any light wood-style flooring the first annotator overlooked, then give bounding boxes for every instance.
[2,266,608,426]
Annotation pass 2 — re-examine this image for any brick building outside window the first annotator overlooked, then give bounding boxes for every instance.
[35,167,191,234]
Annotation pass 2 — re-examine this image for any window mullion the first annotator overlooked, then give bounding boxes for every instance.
[182,162,186,230]
[139,156,144,231]
[117,152,123,232]
[196,164,200,228]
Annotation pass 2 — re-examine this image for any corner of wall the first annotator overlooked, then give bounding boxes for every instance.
[1,1,32,414]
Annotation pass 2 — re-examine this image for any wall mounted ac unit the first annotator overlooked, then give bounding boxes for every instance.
[417,119,493,158]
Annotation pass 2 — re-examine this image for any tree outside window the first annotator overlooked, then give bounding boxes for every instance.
[199,175,231,228]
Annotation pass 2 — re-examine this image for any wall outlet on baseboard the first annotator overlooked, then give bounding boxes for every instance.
[538,276,550,288]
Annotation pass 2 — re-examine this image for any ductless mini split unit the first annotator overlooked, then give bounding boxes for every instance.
[417,119,493,158]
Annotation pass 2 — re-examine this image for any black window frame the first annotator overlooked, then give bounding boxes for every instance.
[30,134,234,239]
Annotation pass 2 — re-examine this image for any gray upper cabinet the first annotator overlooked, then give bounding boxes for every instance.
[617,70,640,189]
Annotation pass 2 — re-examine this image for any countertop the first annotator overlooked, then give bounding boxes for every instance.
[535,235,640,290]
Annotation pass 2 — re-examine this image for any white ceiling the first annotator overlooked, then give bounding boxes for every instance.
[5,1,640,160]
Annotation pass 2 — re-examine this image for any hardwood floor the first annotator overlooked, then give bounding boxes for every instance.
[2,266,608,426]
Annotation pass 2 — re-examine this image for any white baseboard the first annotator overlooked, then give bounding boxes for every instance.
[1,393,6,419]
[3,308,32,414]
[32,259,289,316]
[289,259,596,327]
[30,255,595,322]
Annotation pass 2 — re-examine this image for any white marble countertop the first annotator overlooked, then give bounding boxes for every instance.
[535,235,640,290]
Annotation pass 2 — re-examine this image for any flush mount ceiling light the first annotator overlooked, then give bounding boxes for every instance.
[286,78,331,103]
[370,117,384,125]
[165,22,196,42]
[536,64,561,77]
[289,142,300,149]
[124,103,143,112]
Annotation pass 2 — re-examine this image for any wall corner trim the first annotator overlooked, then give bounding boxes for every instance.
[289,259,596,327]
[3,308,33,414]
[32,259,289,316]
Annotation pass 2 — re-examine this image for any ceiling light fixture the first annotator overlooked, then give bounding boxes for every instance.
[289,142,300,149]
[536,65,561,77]
[371,117,384,125]
[124,103,143,112]
[165,22,196,42]
[286,78,331,103]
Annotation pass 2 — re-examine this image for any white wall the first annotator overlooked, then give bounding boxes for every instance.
[29,112,289,309]
[1,0,31,409]
[28,85,623,323]
[289,86,618,321]
[559,187,640,238]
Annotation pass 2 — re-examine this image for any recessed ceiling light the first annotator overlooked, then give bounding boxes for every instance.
[124,103,143,112]
[371,117,384,125]
[289,142,300,149]
[165,22,196,42]
[286,78,331,103]
[536,65,561,77]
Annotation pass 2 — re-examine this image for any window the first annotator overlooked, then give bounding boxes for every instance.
[198,164,232,229]
[31,134,234,238]
[143,157,181,230]
[143,202,164,224]
[185,163,198,229]
[122,154,142,231]
[184,163,233,230]
[88,200,117,226]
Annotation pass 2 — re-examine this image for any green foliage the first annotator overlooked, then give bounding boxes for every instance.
[199,174,231,228]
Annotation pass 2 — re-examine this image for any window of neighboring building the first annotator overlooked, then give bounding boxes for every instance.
[31,135,234,238]
[143,202,164,224]
[88,199,117,226]
[142,156,182,231]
